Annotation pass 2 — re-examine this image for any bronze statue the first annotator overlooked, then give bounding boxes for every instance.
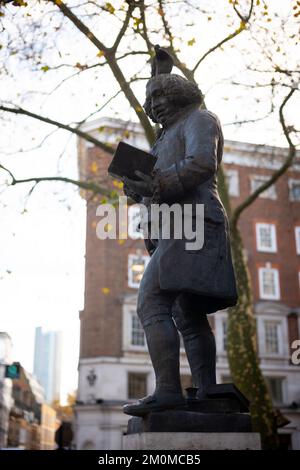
[122,46,237,416]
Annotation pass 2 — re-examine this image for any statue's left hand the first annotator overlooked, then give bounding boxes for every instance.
[123,170,155,197]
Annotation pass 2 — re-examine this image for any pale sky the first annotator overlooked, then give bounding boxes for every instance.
[0,0,299,403]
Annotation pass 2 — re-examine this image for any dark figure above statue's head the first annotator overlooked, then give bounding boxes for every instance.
[143,45,202,126]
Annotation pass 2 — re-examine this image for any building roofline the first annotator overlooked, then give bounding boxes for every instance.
[79,116,300,158]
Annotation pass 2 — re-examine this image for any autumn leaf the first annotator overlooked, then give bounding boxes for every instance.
[91,162,98,173]
[105,2,115,14]
[187,38,196,46]
[97,50,105,58]
[104,223,113,232]
[41,65,50,72]
[113,180,123,189]
[101,287,110,295]
[133,16,142,28]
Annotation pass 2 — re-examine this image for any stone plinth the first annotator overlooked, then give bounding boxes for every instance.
[123,432,261,450]
[127,410,252,434]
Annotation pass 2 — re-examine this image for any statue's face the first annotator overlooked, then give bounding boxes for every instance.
[146,82,177,126]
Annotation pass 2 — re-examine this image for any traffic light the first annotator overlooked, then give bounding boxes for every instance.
[5,362,20,379]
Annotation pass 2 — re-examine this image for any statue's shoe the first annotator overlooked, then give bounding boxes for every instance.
[123,393,186,417]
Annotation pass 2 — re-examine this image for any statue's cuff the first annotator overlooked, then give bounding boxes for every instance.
[150,164,185,203]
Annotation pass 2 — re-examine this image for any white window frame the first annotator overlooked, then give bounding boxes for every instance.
[295,227,300,255]
[258,265,280,300]
[256,223,277,253]
[123,305,147,352]
[288,179,300,202]
[264,320,281,355]
[264,376,285,405]
[250,175,277,200]
[128,253,150,288]
[130,313,146,348]
[225,169,240,197]
[128,205,144,240]
[215,312,228,356]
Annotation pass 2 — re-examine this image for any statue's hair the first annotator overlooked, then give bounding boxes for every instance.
[144,74,203,122]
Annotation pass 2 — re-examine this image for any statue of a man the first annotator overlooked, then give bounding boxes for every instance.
[122,46,237,416]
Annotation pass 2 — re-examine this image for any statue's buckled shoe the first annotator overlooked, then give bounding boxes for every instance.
[123,394,186,417]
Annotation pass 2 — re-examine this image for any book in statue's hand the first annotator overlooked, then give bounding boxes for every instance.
[108,141,157,182]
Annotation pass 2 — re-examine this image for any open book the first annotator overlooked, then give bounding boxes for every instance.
[108,141,157,181]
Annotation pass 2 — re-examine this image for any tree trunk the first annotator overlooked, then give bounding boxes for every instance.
[228,224,279,449]
[218,166,278,449]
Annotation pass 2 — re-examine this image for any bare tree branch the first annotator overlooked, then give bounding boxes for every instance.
[0,104,114,154]
[0,162,112,196]
[111,1,134,52]
[192,0,254,73]
[49,0,155,144]
[231,88,298,228]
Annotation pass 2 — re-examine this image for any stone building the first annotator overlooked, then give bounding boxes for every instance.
[74,118,300,450]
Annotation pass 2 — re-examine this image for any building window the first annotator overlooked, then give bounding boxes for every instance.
[131,314,145,347]
[256,223,277,253]
[289,179,300,201]
[258,265,280,300]
[250,175,277,200]
[295,227,300,255]
[264,320,280,354]
[128,373,147,399]
[222,319,228,352]
[225,169,239,197]
[128,205,143,240]
[264,377,284,405]
[128,252,150,288]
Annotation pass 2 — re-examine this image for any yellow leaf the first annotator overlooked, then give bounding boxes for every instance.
[105,2,115,14]
[187,38,196,46]
[118,239,125,245]
[113,180,123,189]
[101,287,110,295]
[91,162,98,173]
[41,65,50,72]
[97,50,105,57]
[104,223,113,232]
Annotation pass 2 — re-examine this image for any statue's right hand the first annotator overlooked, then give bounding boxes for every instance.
[123,181,142,203]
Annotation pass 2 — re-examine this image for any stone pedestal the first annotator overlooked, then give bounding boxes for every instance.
[123,431,261,450]
[123,409,261,450]
[126,410,252,434]
[123,386,261,450]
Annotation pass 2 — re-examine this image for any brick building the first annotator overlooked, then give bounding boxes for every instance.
[74,118,300,450]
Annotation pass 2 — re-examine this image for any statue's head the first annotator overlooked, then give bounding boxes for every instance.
[143,46,202,126]
[144,74,202,125]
